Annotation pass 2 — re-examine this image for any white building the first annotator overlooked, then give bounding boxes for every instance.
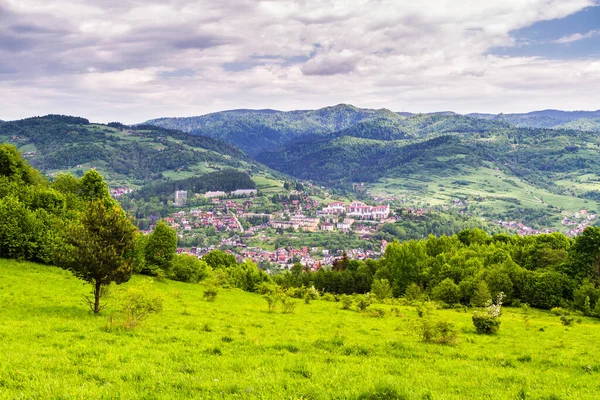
[174,190,188,206]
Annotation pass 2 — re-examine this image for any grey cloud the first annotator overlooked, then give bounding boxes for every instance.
[301,52,359,76]
[171,35,232,49]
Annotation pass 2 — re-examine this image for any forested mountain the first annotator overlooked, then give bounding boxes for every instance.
[145,104,400,155]
[144,105,600,229]
[468,109,600,131]
[0,115,277,189]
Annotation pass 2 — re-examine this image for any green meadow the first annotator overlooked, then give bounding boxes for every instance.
[1,259,599,399]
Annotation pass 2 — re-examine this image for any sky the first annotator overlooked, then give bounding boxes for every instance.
[1,0,599,123]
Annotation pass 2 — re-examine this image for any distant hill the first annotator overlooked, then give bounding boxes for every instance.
[467,109,600,131]
[144,104,402,155]
[0,115,280,189]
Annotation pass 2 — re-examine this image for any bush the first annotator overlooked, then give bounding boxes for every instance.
[560,314,574,326]
[322,293,336,302]
[420,320,458,345]
[371,279,392,302]
[264,292,279,313]
[416,301,436,318]
[169,253,210,283]
[431,278,460,305]
[340,294,353,310]
[356,294,373,312]
[404,283,424,302]
[551,307,569,316]
[123,283,163,328]
[472,311,501,334]
[281,296,297,314]
[203,286,219,302]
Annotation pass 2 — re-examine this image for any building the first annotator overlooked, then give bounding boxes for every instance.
[320,201,346,215]
[174,190,188,206]
[204,191,227,198]
[231,189,257,197]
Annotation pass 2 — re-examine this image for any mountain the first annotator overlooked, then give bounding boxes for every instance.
[467,109,600,131]
[0,115,283,190]
[144,104,402,155]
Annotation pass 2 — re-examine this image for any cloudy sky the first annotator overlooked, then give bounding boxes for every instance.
[1,0,599,123]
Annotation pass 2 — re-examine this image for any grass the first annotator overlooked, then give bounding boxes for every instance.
[371,165,600,230]
[1,259,600,399]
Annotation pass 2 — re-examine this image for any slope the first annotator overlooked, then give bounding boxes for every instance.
[144,104,402,156]
[0,115,286,191]
[2,258,600,399]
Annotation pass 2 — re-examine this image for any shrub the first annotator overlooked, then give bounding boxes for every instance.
[264,293,279,313]
[366,308,386,318]
[203,285,219,302]
[560,314,574,326]
[472,292,504,334]
[169,253,210,283]
[371,279,392,302]
[420,320,458,345]
[340,294,353,310]
[281,296,297,314]
[304,286,320,304]
[322,293,336,302]
[356,294,373,312]
[404,283,424,302]
[416,301,436,318]
[472,311,501,334]
[123,283,163,329]
[431,278,460,305]
[551,307,569,316]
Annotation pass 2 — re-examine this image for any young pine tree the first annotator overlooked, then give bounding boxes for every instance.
[471,280,492,308]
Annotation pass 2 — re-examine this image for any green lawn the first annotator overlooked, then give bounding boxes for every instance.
[1,259,599,399]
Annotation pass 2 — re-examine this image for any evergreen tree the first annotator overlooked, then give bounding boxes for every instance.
[471,280,492,308]
[144,220,177,273]
[57,199,138,313]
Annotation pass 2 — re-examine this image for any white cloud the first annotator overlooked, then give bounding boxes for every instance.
[553,29,600,44]
[0,0,598,123]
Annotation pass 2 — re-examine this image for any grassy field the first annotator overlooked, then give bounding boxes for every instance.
[370,164,600,230]
[1,259,600,399]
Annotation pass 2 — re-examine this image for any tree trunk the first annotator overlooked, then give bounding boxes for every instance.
[94,280,102,313]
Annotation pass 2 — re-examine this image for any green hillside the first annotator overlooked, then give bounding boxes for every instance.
[145,104,402,156]
[2,258,600,399]
[0,115,286,193]
[253,114,600,230]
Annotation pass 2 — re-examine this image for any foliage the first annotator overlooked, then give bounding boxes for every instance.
[420,320,459,345]
[123,282,164,328]
[169,253,211,283]
[471,281,492,308]
[472,293,504,334]
[472,311,501,334]
[56,196,137,313]
[203,285,219,302]
[371,278,392,302]
[144,220,177,273]
[431,278,461,306]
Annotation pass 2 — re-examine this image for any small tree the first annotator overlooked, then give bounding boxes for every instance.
[144,220,177,273]
[405,283,424,302]
[371,279,392,302]
[471,280,492,308]
[57,199,138,313]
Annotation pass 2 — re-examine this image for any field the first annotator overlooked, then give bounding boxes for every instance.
[370,164,600,230]
[1,259,600,399]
